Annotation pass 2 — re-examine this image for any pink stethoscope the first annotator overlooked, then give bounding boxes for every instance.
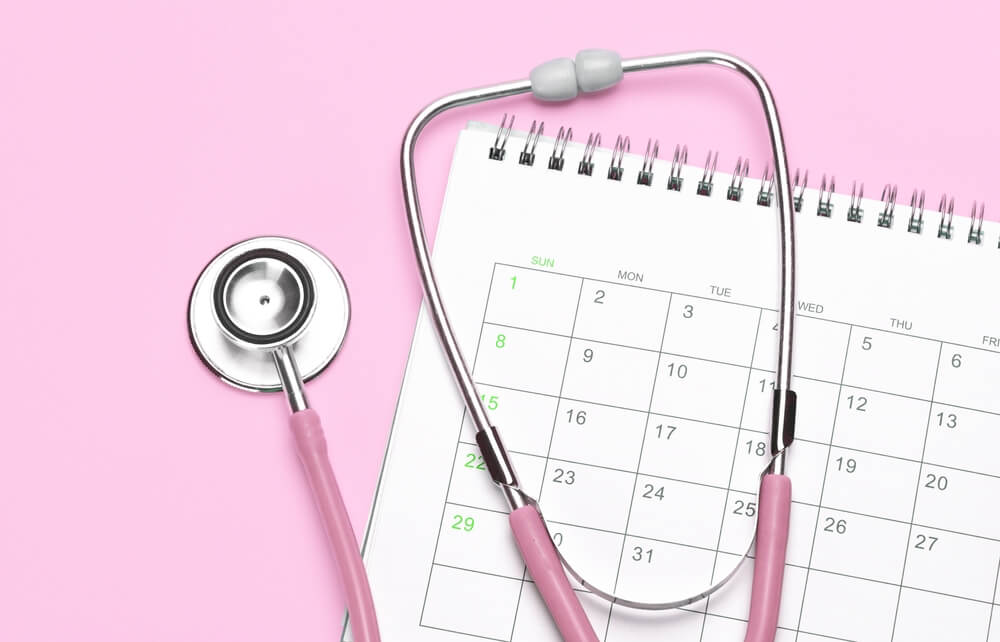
[187,237,380,640]
[400,49,798,641]
[188,48,798,642]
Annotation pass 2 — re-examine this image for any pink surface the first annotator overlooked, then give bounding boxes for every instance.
[509,505,598,642]
[744,474,792,642]
[289,409,380,642]
[2,1,999,640]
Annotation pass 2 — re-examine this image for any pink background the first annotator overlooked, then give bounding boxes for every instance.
[2,1,998,639]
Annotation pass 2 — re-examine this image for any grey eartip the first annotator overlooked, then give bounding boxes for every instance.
[529,57,579,102]
[575,49,623,93]
[530,49,624,101]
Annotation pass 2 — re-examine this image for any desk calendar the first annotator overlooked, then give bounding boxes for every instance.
[348,122,1000,641]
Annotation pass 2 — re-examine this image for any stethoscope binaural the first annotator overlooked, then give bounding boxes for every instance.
[401,50,798,642]
[188,236,381,642]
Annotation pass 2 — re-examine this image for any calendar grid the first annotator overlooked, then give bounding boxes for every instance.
[421,262,1000,642]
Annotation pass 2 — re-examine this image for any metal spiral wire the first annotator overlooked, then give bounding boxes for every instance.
[486,115,989,247]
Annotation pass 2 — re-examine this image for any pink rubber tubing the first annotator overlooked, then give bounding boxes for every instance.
[290,409,381,642]
[510,505,599,642]
[744,473,792,642]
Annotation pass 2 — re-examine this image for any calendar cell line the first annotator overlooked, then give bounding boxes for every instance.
[433,561,524,584]
[421,623,509,642]
[890,343,943,641]
[495,262,764,313]
[529,288,587,500]
[473,377,1000,456]
[772,369,1000,423]
[985,559,1000,640]
[450,453,1000,558]
[507,276,587,638]
[471,381,776,437]
[479,347,1000,423]
[792,326,853,641]
[457,433,1000,545]
[497,262,1000,363]
[697,308,764,640]
[483,265,584,336]
[602,293,674,638]
[480,317,843,384]
[421,264,505,633]
[429,545,1000,609]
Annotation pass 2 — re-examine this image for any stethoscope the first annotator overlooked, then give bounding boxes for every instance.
[187,236,381,641]
[400,50,798,642]
[186,48,797,642]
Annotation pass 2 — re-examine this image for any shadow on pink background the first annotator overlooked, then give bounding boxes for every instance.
[2,1,998,639]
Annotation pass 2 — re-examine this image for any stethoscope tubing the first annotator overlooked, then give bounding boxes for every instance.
[401,51,798,642]
[273,346,381,642]
[289,407,381,642]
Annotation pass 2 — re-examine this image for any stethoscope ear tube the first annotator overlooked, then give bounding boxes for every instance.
[402,50,798,642]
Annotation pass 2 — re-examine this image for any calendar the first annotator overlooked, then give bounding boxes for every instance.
[348,122,1000,641]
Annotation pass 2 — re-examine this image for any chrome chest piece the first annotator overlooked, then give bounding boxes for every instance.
[187,236,350,392]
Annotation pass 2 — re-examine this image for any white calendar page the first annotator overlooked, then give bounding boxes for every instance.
[348,123,1000,642]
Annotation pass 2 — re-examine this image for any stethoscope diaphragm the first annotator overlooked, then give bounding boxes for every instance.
[187,236,350,392]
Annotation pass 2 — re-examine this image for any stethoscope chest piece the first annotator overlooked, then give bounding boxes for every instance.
[188,235,350,392]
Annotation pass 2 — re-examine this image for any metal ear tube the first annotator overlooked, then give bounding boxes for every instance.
[401,49,798,642]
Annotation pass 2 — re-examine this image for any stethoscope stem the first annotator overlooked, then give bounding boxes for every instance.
[273,345,310,413]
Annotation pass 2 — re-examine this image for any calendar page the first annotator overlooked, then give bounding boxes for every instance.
[348,123,1000,642]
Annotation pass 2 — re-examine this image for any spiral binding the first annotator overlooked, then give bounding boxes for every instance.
[878,184,898,229]
[792,169,808,212]
[668,145,687,191]
[518,120,544,166]
[486,114,990,247]
[937,195,955,240]
[847,181,864,223]
[908,189,925,234]
[608,135,630,181]
[728,158,749,202]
